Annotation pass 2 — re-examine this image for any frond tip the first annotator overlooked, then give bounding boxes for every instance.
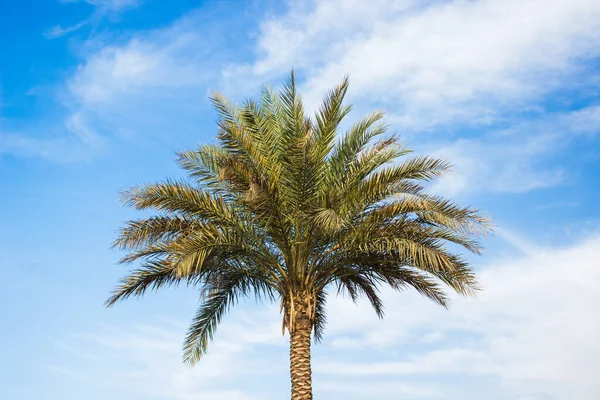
[182,286,234,365]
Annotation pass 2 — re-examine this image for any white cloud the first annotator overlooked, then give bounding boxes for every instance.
[563,105,600,135]
[56,13,231,152]
[45,0,140,39]
[318,381,443,398]
[316,233,600,399]
[0,113,104,162]
[429,138,564,197]
[68,33,208,106]
[229,0,600,127]
[11,7,235,162]
[45,20,91,39]
[63,6,241,117]
[53,310,286,400]
[84,0,139,12]
[426,105,600,197]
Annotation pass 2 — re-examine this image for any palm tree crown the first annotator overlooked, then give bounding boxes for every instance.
[107,71,491,400]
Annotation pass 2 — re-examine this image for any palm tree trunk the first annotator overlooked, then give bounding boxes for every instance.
[289,315,313,400]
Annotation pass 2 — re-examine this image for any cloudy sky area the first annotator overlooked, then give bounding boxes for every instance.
[1,0,599,399]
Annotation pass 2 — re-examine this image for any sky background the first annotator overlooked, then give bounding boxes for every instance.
[1,0,599,399]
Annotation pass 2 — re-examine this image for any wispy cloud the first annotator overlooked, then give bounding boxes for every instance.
[7,6,241,162]
[58,8,238,147]
[0,112,105,162]
[427,105,600,197]
[44,0,140,39]
[228,0,600,127]
[45,19,91,39]
[316,233,600,399]
[534,201,580,210]
[84,0,139,12]
[67,30,211,105]
[52,309,285,400]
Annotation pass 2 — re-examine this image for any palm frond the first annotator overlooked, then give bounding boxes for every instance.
[106,260,180,307]
[122,180,235,223]
[183,273,243,365]
[113,216,196,250]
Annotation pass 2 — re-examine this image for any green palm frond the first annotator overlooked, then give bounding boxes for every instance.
[183,272,240,365]
[106,260,181,306]
[327,111,387,184]
[122,180,235,223]
[113,216,196,250]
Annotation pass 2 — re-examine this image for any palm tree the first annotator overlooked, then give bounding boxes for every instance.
[107,71,491,400]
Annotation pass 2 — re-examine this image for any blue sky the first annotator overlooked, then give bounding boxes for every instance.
[1,0,599,399]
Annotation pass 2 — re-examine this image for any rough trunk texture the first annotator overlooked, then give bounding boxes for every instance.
[289,316,313,400]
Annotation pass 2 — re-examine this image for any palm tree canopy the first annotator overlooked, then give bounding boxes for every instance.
[107,71,492,366]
